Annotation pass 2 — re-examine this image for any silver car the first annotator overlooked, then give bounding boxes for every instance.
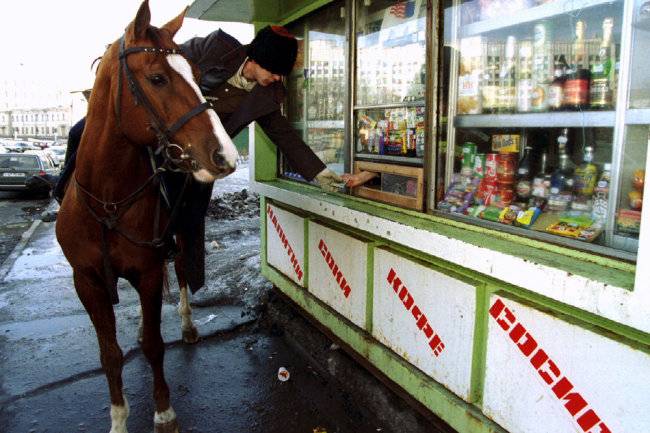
[0,153,59,195]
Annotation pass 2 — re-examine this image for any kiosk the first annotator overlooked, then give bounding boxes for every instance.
[189,1,650,431]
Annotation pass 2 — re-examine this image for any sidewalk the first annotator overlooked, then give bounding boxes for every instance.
[0,208,409,433]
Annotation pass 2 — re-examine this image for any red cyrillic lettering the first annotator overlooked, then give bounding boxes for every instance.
[561,392,588,417]
[495,307,517,331]
[552,377,574,399]
[429,334,444,356]
[516,332,538,357]
[537,358,561,385]
[412,305,423,322]
[415,313,428,330]
[509,323,526,343]
[530,348,549,369]
[398,286,414,310]
[489,298,505,318]
[587,422,611,433]
[387,268,396,284]
[421,321,434,339]
[576,410,601,432]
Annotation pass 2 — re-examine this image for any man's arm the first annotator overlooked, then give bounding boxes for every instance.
[256,110,326,181]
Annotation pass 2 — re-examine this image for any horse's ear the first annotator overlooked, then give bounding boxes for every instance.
[126,0,151,41]
[162,7,188,38]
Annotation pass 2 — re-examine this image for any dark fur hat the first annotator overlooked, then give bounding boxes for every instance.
[247,26,298,76]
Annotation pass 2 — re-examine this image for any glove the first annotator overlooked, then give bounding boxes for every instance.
[314,168,345,193]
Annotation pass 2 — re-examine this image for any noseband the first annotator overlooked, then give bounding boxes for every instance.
[116,36,211,172]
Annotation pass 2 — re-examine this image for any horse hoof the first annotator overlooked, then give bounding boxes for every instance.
[154,419,179,433]
[182,326,199,344]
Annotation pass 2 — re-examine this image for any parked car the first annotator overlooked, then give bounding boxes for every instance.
[48,146,67,166]
[4,142,39,153]
[0,153,59,196]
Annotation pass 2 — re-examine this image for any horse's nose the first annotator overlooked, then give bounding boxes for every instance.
[212,150,236,173]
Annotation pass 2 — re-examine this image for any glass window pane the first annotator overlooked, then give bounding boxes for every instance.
[438,0,635,257]
[355,106,425,157]
[285,1,347,177]
[355,0,427,106]
[613,125,647,251]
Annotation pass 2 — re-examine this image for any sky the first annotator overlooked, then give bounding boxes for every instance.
[0,0,253,92]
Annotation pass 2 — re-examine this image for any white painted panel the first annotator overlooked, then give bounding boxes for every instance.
[484,295,650,433]
[373,248,476,401]
[254,183,649,335]
[308,222,368,329]
[266,204,305,286]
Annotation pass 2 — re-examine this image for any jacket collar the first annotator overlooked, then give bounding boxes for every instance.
[220,44,249,77]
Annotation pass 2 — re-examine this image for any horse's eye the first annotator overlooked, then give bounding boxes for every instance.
[147,74,168,87]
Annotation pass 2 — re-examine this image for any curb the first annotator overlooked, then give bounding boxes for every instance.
[0,200,57,282]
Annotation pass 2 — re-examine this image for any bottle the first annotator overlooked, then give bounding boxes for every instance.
[532,21,553,112]
[550,129,575,194]
[591,163,611,224]
[532,150,551,198]
[482,42,501,114]
[498,36,517,113]
[574,145,598,197]
[517,41,534,113]
[590,18,614,110]
[457,37,483,114]
[563,21,590,110]
[515,144,533,200]
[548,55,568,111]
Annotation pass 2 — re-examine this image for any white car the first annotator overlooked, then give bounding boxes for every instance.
[48,146,67,166]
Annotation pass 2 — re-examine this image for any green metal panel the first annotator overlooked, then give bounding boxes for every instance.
[187,0,332,23]
[232,128,248,155]
[187,0,281,22]
[253,124,277,182]
[261,262,507,433]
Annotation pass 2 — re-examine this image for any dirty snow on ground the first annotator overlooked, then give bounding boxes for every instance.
[4,161,260,291]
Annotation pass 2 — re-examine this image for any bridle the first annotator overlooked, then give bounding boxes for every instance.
[73,34,216,303]
[115,35,211,171]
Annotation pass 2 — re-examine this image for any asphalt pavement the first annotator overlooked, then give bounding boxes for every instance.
[0,162,449,433]
[0,201,441,433]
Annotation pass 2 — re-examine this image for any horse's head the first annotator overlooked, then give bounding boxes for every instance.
[106,0,237,182]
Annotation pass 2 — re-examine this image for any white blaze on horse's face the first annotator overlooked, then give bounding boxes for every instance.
[165,54,239,181]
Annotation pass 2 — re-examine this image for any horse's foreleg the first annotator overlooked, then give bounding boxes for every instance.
[178,284,199,344]
[73,271,129,433]
[174,254,199,344]
[138,273,179,433]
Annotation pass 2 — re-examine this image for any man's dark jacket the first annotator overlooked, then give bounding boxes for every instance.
[175,30,326,293]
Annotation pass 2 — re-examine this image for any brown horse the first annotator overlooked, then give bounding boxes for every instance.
[56,2,238,432]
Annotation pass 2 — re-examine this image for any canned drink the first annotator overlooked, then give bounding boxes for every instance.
[496,153,517,183]
[473,153,486,178]
[485,153,498,180]
[461,142,477,176]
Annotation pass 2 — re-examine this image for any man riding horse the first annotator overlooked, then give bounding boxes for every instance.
[55,22,370,294]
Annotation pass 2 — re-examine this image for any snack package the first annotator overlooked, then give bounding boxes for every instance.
[515,207,541,228]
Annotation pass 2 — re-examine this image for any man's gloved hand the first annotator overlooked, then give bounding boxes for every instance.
[314,168,345,193]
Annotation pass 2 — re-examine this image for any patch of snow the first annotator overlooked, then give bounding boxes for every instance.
[212,160,250,197]
[5,244,72,281]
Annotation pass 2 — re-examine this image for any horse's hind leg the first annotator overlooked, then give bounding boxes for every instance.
[73,271,129,433]
[138,270,179,433]
[174,254,199,344]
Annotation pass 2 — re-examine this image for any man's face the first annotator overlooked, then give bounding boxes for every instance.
[249,61,282,87]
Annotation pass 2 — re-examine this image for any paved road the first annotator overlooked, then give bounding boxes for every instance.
[0,191,50,266]
[0,206,410,433]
